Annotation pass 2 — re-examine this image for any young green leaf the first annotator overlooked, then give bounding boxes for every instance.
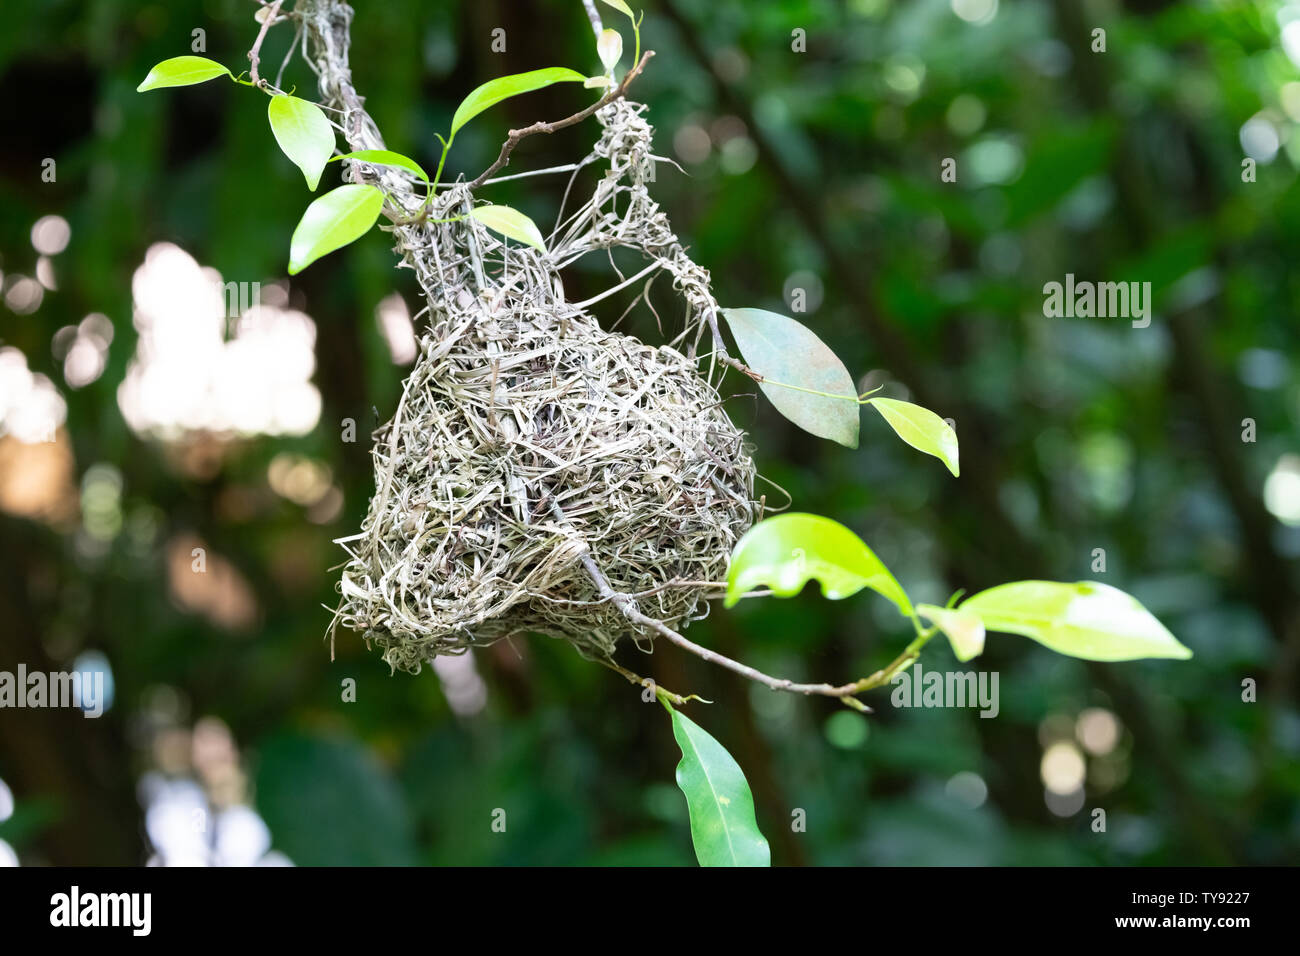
[331,150,429,182]
[721,307,860,447]
[598,0,636,18]
[597,28,623,72]
[597,0,641,65]
[917,604,986,662]
[662,701,770,868]
[468,205,547,252]
[960,580,1192,661]
[288,183,385,275]
[725,512,914,618]
[268,94,335,190]
[448,67,587,142]
[136,56,232,92]
[867,397,960,476]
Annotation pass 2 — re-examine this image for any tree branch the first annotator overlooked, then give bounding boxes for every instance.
[248,0,285,87]
[582,0,604,37]
[467,50,654,189]
[550,501,914,711]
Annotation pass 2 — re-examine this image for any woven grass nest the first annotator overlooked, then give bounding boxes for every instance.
[333,101,762,674]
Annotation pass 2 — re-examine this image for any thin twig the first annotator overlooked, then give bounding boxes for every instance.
[569,260,662,309]
[703,305,763,381]
[483,162,584,184]
[597,658,706,707]
[275,19,303,89]
[467,50,654,189]
[552,500,897,711]
[248,0,285,87]
[582,0,605,37]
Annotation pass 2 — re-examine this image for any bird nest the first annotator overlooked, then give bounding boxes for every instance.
[331,99,761,673]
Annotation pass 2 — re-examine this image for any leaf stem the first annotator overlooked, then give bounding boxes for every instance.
[759,379,885,404]
[598,659,708,707]
[432,138,452,191]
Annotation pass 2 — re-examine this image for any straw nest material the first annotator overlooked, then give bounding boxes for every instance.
[332,100,761,673]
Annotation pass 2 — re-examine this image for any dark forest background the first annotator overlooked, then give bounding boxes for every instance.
[0,0,1297,866]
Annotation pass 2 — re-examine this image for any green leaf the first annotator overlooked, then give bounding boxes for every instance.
[721,307,860,447]
[725,512,914,618]
[917,604,986,662]
[469,204,547,252]
[662,702,770,868]
[867,397,960,476]
[331,149,429,182]
[268,94,335,190]
[960,580,1193,661]
[598,0,635,18]
[288,183,385,275]
[449,67,587,142]
[136,56,231,92]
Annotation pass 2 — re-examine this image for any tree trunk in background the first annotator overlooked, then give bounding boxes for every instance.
[0,518,141,865]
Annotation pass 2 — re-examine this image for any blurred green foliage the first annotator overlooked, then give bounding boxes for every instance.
[0,0,1298,866]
